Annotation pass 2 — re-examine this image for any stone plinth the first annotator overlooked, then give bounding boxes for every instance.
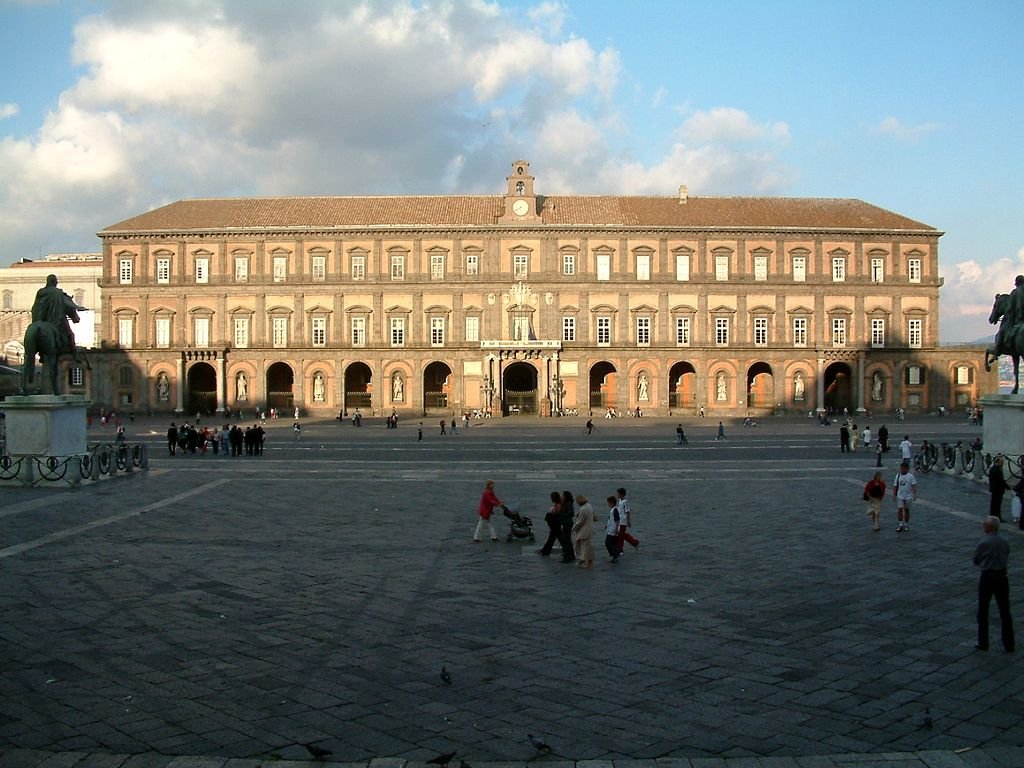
[3,394,90,457]
[981,393,1024,460]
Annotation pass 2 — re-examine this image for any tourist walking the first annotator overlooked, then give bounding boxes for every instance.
[292,421,301,440]
[989,456,1008,521]
[572,494,595,568]
[166,422,177,455]
[585,419,593,435]
[716,421,726,441]
[878,424,889,452]
[899,435,913,463]
[538,491,563,556]
[558,490,576,562]
[875,440,883,468]
[604,495,622,563]
[440,419,447,436]
[473,480,504,542]
[893,460,917,532]
[676,424,687,446]
[418,423,423,441]
[974,516,1015,653]
[616,487,640,552]
[863,471,886,532]
[839,424,850,452]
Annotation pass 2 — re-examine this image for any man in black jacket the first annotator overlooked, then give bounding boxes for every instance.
[989,456,1008,521]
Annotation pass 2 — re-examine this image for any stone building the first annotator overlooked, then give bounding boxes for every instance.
[89,160,993,417]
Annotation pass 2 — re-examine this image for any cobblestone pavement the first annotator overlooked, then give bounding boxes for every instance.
[1,415,1022,768]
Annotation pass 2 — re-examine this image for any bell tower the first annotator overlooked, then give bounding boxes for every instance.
[502,160,539,221]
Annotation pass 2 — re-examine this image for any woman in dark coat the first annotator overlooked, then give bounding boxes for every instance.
[558,490,576,562]
[537,492,563,556]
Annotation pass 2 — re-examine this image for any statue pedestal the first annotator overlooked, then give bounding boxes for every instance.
[3,395,90,486]
[981,394,1024,459]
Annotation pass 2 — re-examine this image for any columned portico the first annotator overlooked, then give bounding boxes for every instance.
[481,339,561,416]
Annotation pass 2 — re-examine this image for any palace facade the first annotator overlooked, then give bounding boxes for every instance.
[86,160,993,417]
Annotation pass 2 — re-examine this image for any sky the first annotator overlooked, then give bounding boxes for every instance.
[1,0,1022,342]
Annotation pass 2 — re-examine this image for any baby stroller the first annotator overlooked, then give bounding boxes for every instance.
[502,504,535,542]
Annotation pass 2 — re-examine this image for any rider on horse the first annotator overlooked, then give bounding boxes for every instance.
[32,274,84,355]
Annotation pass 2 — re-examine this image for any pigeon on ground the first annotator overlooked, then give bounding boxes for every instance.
[304,743,333,760]
[528,734,552,753]
[440,666,452,686]
[427,752,457,767]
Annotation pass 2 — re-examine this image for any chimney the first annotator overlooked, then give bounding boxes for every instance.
[678,185,688,204]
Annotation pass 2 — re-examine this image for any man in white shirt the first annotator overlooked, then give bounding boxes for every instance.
[899,435,913,462]
[893,461,918,532]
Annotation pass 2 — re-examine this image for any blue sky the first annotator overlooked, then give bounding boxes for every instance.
[1,0,1022,341]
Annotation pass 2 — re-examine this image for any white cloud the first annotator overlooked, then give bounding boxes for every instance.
[871,116,941,141]
[939,247,1024,341]
[681,107,790,145]
[0,103,19,120]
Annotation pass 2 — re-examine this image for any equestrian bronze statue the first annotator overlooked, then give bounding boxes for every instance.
[21,274,90,395]
[985,274,1024,394]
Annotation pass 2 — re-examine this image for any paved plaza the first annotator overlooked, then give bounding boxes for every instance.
[1,414,1022,768]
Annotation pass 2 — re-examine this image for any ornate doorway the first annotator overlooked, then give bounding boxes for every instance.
[503,362,538,414]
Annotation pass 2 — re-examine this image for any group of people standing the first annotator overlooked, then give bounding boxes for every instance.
[165,421,266,456]
[475,482,639,568]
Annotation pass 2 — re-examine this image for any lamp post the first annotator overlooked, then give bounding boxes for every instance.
[482,374,495,415]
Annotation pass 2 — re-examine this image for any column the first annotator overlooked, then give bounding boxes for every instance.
[175,355,185,414]
[816,355,825,414]
[216,355,226,414]
[856,351,866,414]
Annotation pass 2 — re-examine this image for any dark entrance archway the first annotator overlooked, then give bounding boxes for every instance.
[668,361,696,411]
[746,362,774,409]
[589,361,617,412]
[345,362,372,411]
[423,361,451,410]
[186,362,216,416]
[503,362,538,415]
[824,362,853,413]
[266,362,294,411]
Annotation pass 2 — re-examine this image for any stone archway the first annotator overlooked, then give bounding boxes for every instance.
[345,362,373,411]
[186,362,217,415]
[503,362,538,415]
[423,361,451,411]
[746,362,774,409]
[824,362,853,413]
[589,361,617,412]
[668,361,697,411]
[266,362,295,411]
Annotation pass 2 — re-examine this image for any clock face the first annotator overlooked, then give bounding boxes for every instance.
[512,199,530,216]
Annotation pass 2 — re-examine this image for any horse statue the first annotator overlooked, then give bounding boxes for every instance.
[985,292,1024,394]
[20,274,90,396]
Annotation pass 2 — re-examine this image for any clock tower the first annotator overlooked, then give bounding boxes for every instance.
[502,160,539,221]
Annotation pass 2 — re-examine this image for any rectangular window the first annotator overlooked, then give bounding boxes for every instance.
[155,317,171,348]
[792,255,806,282]
[273,256,287,283]
[908,365,922,385]
[871,318,885,348]
[466,252,479,276]
[636,254,651,281]
[832,257,846,282]
[390,254,405,281]
[596,253,611,281]
[636,317,650,346]
[715,254,729,281]
[465,316,479,342]
[311,317,326,347]
[793,317,807,347]
[675,253,690,281]
[596,316,611,345]
[119,259,133,284]
[351,255,366,280]
[390,317,405,347]
[908,318,923,348]
[563,316,576,342]
[312,255,326,281]
[430,253,445,280]
[563,252,576,275]
[909,258,922,283]
[272,317,288,348]
[512,315,530,341]
[194,317,210,348]
[871,257,884,283]
[118,317,133,347]
[430,317,445,346]
[233,317,249,348]
[513,253,529,279]
[832,318,847,347]
[195,257,209,284]
[715,317,729,345]
[71,367,84,387]
[957,365,970,385]
[754,317,768,346]
[234,257,248,282]
[156,258,170,284]
[754,255,768,281]
[675,317,690,346]
[351,317,366,347]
